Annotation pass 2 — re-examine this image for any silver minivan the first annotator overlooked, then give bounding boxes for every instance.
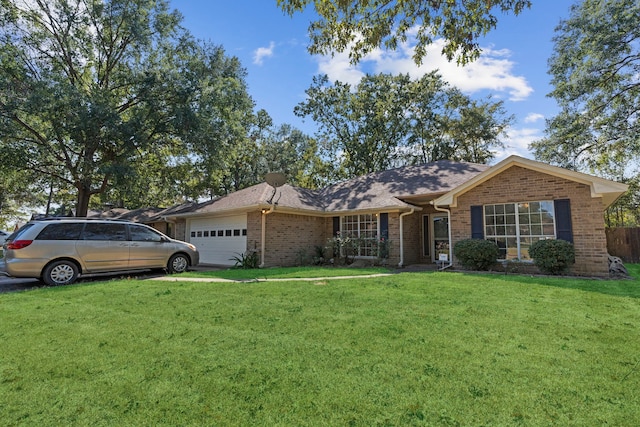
[2,219,199,286]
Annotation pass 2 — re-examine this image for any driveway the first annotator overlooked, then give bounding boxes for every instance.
[0,259,217,293]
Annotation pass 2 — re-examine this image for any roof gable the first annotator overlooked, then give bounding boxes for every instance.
[432,155,629,209]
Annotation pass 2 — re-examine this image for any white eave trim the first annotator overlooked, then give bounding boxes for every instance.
[432,155,629,209]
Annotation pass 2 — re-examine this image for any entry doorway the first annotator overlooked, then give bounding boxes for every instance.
[422,214,450,262]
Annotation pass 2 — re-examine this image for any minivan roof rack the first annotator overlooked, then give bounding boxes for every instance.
[31,216,133,222]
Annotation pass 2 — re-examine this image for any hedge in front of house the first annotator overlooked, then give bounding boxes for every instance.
[529,239,575,275]
[453,239,500,271]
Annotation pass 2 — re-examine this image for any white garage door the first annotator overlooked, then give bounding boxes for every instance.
[189,215,247,266]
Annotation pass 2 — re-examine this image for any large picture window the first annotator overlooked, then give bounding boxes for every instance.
[484,201,555,260]
[341,214,378,257]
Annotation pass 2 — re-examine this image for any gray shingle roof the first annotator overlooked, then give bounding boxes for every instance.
[175,160,489,216]
[319,160,489,211]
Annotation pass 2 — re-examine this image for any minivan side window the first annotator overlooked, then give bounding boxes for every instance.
[36,223,84,240]
[82,223,127,241]
[129,225,163,242]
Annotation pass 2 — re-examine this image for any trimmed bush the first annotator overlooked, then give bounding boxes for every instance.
[453,239,500,271]
[529,239,575,275]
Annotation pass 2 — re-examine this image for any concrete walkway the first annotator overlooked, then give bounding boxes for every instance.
[148,273,394,283]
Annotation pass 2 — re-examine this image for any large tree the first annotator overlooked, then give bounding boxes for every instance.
[277,0,531,65]
[530,0,639,224]
[295,72,512,177]
[0,0,251,216]
[295,73,410,177]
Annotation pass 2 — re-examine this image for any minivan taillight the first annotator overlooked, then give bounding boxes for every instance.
[7,240,33,250]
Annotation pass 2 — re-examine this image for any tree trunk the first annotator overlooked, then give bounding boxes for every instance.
[76,183,92,217]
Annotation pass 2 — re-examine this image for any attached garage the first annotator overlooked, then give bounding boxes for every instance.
[188,214,247,266]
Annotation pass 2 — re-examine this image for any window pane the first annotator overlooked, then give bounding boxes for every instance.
[485,205,494,215]
[494,237,507,258]
[82,223,127,241]
[495,204,505,214]
[505,214,516,225]
[341,214,378,257]
[129,225,163,242]
[530,201,540,212]
[505,203,515,214]
[36,223,84,240]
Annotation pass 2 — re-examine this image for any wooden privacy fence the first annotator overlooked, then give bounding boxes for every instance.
[606,228,640,263]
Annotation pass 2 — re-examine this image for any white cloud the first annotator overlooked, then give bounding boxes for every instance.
[317,50,365,85]
[492,127,543,163]
[315,35,533,101]
[524,113,545,123]
[253,41,275,65]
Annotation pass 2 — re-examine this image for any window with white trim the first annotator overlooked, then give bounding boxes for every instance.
[341,214,378,257]
[484,201,555,260]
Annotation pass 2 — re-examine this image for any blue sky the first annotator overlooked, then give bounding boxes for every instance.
[168,1,574,163]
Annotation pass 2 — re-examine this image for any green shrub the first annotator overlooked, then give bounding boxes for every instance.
[529,239,575,275]
[453,239,500,271]
[230,250,259,269]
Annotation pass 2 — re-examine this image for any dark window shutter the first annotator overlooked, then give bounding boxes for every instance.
[332,217,340,236]
[554,199,573,243]
[379,213,389,239]
[471,205,484,239]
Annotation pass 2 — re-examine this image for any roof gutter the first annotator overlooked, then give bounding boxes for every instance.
[259,205,275,268]
[431,200,453,270]
[397,208,415,267]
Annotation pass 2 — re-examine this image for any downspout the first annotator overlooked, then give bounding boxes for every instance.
[431,201,453,270]
[398,208,415,267]
[259,206,275,268]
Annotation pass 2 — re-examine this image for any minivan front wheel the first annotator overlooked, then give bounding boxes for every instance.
[43,260,79,286]
[167,253,189,274]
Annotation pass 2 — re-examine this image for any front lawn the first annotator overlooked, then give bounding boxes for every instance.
[1,269,639,425]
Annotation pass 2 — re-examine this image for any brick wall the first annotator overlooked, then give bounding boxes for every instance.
[255,212,328,267]
[175,220,186,242]
[450,165,609,277]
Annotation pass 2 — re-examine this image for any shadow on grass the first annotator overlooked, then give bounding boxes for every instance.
[484,263,640,299]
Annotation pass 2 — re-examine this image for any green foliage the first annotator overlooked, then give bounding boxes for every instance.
[327,232,362,264]
[312,245,327,265]
[529,239,576,275]
[0,0,256,215]
[377,236,391,261]
[295,72,512,177]
[453,239,500,271]
[277,0,531,65]
[531,0,640,224]
[230,250,260,269]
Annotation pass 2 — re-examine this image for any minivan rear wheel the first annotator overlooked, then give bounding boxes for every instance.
[167,253,189,274]
[43,260,79,286]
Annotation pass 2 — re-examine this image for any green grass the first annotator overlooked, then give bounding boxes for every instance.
[1,269,640,425]
[180,265,391,280]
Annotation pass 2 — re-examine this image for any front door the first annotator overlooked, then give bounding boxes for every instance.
[432,215,450,262]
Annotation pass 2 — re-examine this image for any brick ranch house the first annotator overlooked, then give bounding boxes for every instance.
[161,155,628,277]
